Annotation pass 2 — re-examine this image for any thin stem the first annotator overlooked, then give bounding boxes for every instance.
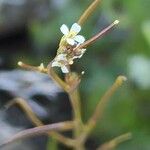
[6,98,43,126]
[80,76,127,141]
[18,61,70,92]
[69,89,83,137]
[68,88,85,150]
[5,98,75,147]
[1,121,74,147]
[88,76,127,127]
[75,20,119,50]
[96,133,132,150]
[18,61,47,73]
[47,63,70,92]
[17,61,85,148]
[78,0,102,26]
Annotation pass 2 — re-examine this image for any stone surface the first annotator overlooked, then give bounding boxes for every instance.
[0,70,71,150]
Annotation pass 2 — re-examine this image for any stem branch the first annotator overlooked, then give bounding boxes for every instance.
[18,61,47,73]
[96,132,132,150]
[76,20,119,50]
[47,63,70,92]
[80,76,127,141]
[69,89,83,137]
[5,98,75,147]
[1,121,74,147]
[78,0,102,25]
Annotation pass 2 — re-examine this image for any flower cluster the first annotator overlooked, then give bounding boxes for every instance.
[52,23,86,73]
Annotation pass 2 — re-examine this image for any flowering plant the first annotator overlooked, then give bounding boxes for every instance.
[1,0,131,150]
[52,23,86,73]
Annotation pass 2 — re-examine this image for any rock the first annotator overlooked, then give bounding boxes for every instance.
[0,70,71,150]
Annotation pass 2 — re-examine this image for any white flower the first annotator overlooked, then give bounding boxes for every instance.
[60,23,85,46]
[52,23,87,74]
[53,54,67,62]
[52,54,69,73]
[74,48,86,59]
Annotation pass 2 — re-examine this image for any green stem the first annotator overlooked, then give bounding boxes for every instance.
[74,144,86,150]
[47,63,70,92]
[88,76,127,131]
[69,89,83,137]
[80,76,127,142]
[5,98,75,148]
[68,88,85,150]
[96,133,132,150]
[47,137,58,150]
[78,0,101,25]
[1,121,74,147]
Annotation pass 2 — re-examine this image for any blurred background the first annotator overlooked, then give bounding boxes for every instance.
[0,0,149,150]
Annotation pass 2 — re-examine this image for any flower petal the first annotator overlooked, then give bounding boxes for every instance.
[74,35,85,44]
[81,48,86,53]
[73,49,86,59]
[56,54,67,61]
[60,24,69,35]
[67,38,75,46]
[70,23,81,34]
[61,65,69,73]
[79,49,86,58]
[52,61,60,67]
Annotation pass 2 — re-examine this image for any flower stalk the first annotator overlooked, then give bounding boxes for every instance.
[69,88,83,137]
[5,98,75,147]
[96,133,132,150]
[1,121,74,147]
[78,0,102,25]
[18,61,47,73]
[76,20,119,50]
[78,76,127,143]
